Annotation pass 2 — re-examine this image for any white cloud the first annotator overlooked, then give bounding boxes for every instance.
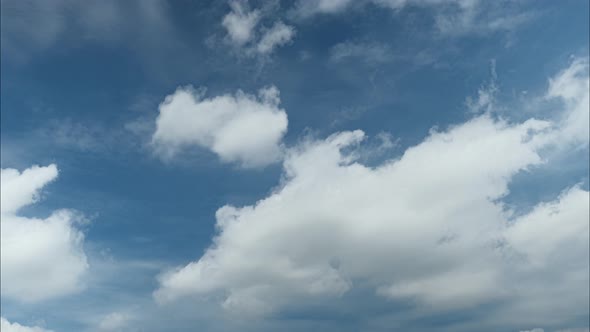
[151,85,288,168]
[546,57,590,146]
[222,1,260,47]
[466,59,498,113]
[154,59,589,327]
[0,317,53,332]
[256,21,295,55]
[98,312,132,331]
[221,1,296,57]
[0,164,88,302]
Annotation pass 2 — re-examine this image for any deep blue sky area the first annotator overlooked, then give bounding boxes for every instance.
[1,1,589,332]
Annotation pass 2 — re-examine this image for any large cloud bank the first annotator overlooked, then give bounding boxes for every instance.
[155,59,589,327]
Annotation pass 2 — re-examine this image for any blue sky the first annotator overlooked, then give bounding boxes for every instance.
[1,1,589,331]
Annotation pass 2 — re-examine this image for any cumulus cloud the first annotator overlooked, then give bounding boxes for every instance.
[154,58,589,328]
[151,85,288,168]
[0,317,52,332]
[221,1,295,56]
[0,164,88,302]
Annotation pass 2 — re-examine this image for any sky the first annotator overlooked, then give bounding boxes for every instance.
[0,0,589,331]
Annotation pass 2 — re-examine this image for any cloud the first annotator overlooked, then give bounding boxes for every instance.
[0,317,52,332]
[151,85,288,168]
[330,41,393,65]
[154,59,589,329]
[222,1,261,46]
[98,312,132,331]
[0,164,89,303]
[546,57,590,146]
[521,329,590,332]
[220,1,296,57]
[294,0,355,16]
[296,0,533,37]
[256,21,296,55]
[465,59,498,113]
[1,0,176,62]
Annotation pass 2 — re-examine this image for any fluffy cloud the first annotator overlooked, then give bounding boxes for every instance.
[0,318,52,332]
[221,1,295,56]
[154,59,589,328]
[222,1,260,46]
[151,85,288,168]
[0,164,88,302]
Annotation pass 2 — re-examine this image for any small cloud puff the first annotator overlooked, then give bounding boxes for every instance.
[151,85,288,168]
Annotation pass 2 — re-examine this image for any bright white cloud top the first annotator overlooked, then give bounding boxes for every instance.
[155,59,590,325]
[0,317,52,332]
[0,164,88,303]
[151,85,288,168]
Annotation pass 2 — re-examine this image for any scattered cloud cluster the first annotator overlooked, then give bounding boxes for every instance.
[221,1,295,57]
[151,85,288,168]
[0,164,88,303]
[155,58,589,328]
